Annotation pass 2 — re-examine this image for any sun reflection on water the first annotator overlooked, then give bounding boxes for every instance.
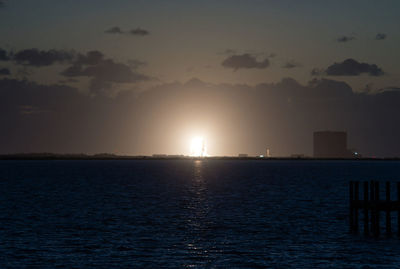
[183,160,212,266]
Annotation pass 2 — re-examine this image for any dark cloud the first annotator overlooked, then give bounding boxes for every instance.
[337,35,355,43]
[221,54,270,71]
[311,68,324,76]
[326,58,384,76]
[0,79,84,114]
[307,78,353,98]
[61,64,83,77]
[0,0,4,7]
[1,47,76,68]
[375,33,387,40]
[282,61,301,69]
[128,59,146,69]
[380,87,400,92]
[1,77,400,157]
[61,51,149,94]
[85,60,149,83]
[362,83,374,93]
[0,78,142,153]
[18,105,49,115]
[60,50,105,77]
[88,78,113,94]
[0,78,109,153]
[13,48,74,67]
[0,48,10,61]
[105,26,124,34]
[16,67,32,78]
[218,49,236,55]
[124,78,400,157]
[75,50,104,65]
[0,68,10,75]
[6,49,149,88]
[58,78,79,84]
[63,59,149,83]
[104,26,150,36]
[129,28,150,36]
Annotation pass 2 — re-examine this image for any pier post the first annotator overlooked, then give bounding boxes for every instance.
[370,181,376,236]
[354,181,359,233]
[398,182,400,237]
[349,181,354,232]
[375,181,380,237]
[364,181,369,236]
[349,181,400,238]
[386,181,391,236]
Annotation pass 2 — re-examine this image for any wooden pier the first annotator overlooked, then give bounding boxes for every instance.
[349,181,400,237]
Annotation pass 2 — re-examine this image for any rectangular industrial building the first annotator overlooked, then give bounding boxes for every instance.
[313,131,351,158]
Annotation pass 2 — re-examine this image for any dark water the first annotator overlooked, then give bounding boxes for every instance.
[0,160,400,268]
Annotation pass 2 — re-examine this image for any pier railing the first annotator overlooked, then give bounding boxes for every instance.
[349,181,400,237]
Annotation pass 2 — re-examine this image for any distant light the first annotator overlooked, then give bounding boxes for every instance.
[259,155,264,158]
[190,136,208,157]
[355,152,358,155]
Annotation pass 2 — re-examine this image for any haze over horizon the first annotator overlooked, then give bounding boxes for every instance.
[1,0,400,157]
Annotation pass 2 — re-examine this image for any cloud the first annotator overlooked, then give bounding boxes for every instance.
[0,48,10,61]
[127,59,146,69]
[16,67,32,77]
[13,48,74,67]
[0,78,84,112]
[18,105,49,115]
[221,54,270,71]
[337,35,355,43]
[282,61,301,69]
[380,87,400,92]
[75,50,104,65]
[326,58,384,76]
[0,0,4,7]
[82,60,149,83]
[63,59,149,83]
[88,77,113,94]
[0,78,99,152]
[311,68,324,76]
[375,33,387,40]
[1,47,76,67]
[104,26,150,36]
[307,78,353,98]
[58,78,79,84]
[218,49,236,55]
[0,68,10,75]
[61,51,150,94]
[0,78,141,153]
[61,64,82,77]
[105,26,124,34]
[129,28,150,36]
[1,77,400,157]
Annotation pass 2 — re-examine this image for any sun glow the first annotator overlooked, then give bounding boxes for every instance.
[190,136,208,157]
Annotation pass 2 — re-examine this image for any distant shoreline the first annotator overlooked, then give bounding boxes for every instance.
[0,154,398,161]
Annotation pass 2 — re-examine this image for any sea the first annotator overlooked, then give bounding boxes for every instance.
[0,160,400,268]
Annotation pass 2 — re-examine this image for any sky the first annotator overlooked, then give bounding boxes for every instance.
[1,0,400,157]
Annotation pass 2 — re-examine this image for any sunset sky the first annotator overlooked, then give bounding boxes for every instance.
[1,0,400,157]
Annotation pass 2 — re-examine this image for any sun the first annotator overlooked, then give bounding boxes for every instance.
[190,136,208,157]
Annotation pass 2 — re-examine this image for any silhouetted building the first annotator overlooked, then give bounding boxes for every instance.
[313,131,352,158]
[238,154,248,157]
[291,154,305,158]
[152,154,167,158]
